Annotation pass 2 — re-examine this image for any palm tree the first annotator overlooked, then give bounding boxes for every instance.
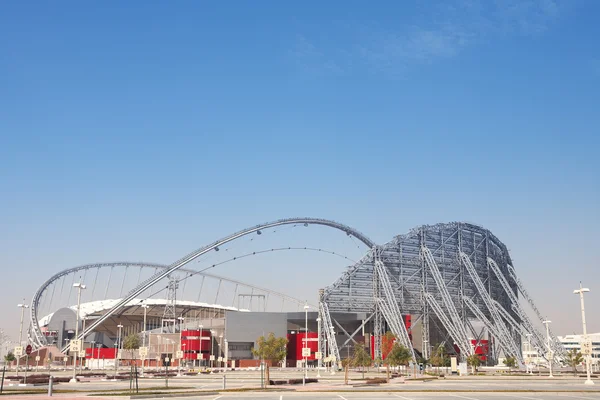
[4,352,16,365]
[567,348,584,376]
[467,354,481,374]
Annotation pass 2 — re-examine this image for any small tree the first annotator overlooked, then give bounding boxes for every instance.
[381,331,396,381]
[251,332,288,385]
[566,348,584,375]
[503,356,517,370]
[381,331,396,359]
[430,344,446,374]
[467,354,481,374]
[123,333,141,362]
[387,343,412,382]
[4,352,16,364]
[351,343,372,379]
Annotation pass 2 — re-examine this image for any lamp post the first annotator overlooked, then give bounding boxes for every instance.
[316,317,321,378]
[114,324,123,378]
[70,283,86,383]
[303,302,310,384]
[542,320,553,378]
[219,334,223,369]
[330,326,336,375]
[198,324,204,368]
[525,334,532,374]
[91,341,96,371]
[141,303,149,376]
[16,302,29,377]
[574,283,594,385]
[177,316,185,376]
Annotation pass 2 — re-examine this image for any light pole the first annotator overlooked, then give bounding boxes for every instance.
[70,282,86,383]
[177,316,185,376]
[542,320,553,378]
[198,324,203,368]
[219,334,223,369]
[16,302,29,376]
[91,341,96,370]
[316,317,321,378]
[114,324,123,378]
[574,283,594,385]
[525,334,532,374]
[141,303,149,376]
[303,302,310,383]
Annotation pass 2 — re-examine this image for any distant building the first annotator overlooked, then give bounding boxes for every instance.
[558,333,600,363]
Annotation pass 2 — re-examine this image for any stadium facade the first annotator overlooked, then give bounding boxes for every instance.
[24,218,568,369]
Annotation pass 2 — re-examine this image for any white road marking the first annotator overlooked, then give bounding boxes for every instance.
[212,396,222,400]
[280,395,283,400]
[501,394,539,400]
[338,395,349,400]
[556,395,597,400]
[449,395,481,400]
[393,395,414,400]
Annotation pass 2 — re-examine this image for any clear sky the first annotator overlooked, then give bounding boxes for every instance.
[0,1,598,343]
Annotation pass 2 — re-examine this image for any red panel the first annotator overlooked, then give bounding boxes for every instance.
[470,339,489,361]
[286,333,297,360]
[286,332,318,361]
[86,348,118,359]
[182,330,212,360]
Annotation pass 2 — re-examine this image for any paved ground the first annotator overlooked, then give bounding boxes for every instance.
[2,370,599,399]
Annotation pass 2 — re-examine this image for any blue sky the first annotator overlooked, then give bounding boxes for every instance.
[0,1,599,341]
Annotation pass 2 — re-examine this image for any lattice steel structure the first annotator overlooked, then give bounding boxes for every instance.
[323,222,563,365]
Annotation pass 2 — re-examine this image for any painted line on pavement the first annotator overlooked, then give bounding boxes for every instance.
[338,395,349,400]
[449,395,480,400]
[393,394,414,400]
[501,394,540,400]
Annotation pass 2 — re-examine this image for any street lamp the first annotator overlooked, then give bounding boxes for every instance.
[114,324,123,378]
[574,283,594,385]
[70,283,86,383]
[316,317,321,378]
[141,303,149,376]
[525,334,532,374]
[90,341,96,370]
[542,320,553,378]
[198,324,204,368]
[16,302,29,377]
[177,316,185,376]
[303,302,310,384]
[219,334,223,369]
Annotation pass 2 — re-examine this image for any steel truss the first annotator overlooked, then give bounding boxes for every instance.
[463,296,523,365]
[460,252,523,365]
[424,293,471,358]
[421,246,471,356]
[506,265,566,358]
[318,290,341,365]
[487,258,547,358]
[373,250,416,362]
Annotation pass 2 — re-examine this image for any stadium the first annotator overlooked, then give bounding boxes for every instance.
[22,218,566,369]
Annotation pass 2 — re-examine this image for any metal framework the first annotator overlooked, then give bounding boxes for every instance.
[29,217,564,367]
[373,250,415,362]
[506,265,566,358]
[323,222,537,364]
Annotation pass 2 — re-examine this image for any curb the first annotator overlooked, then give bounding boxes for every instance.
[129,392,219,399]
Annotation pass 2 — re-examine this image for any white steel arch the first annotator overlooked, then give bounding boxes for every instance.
[30,261,317,348]
[59,217,374,351]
